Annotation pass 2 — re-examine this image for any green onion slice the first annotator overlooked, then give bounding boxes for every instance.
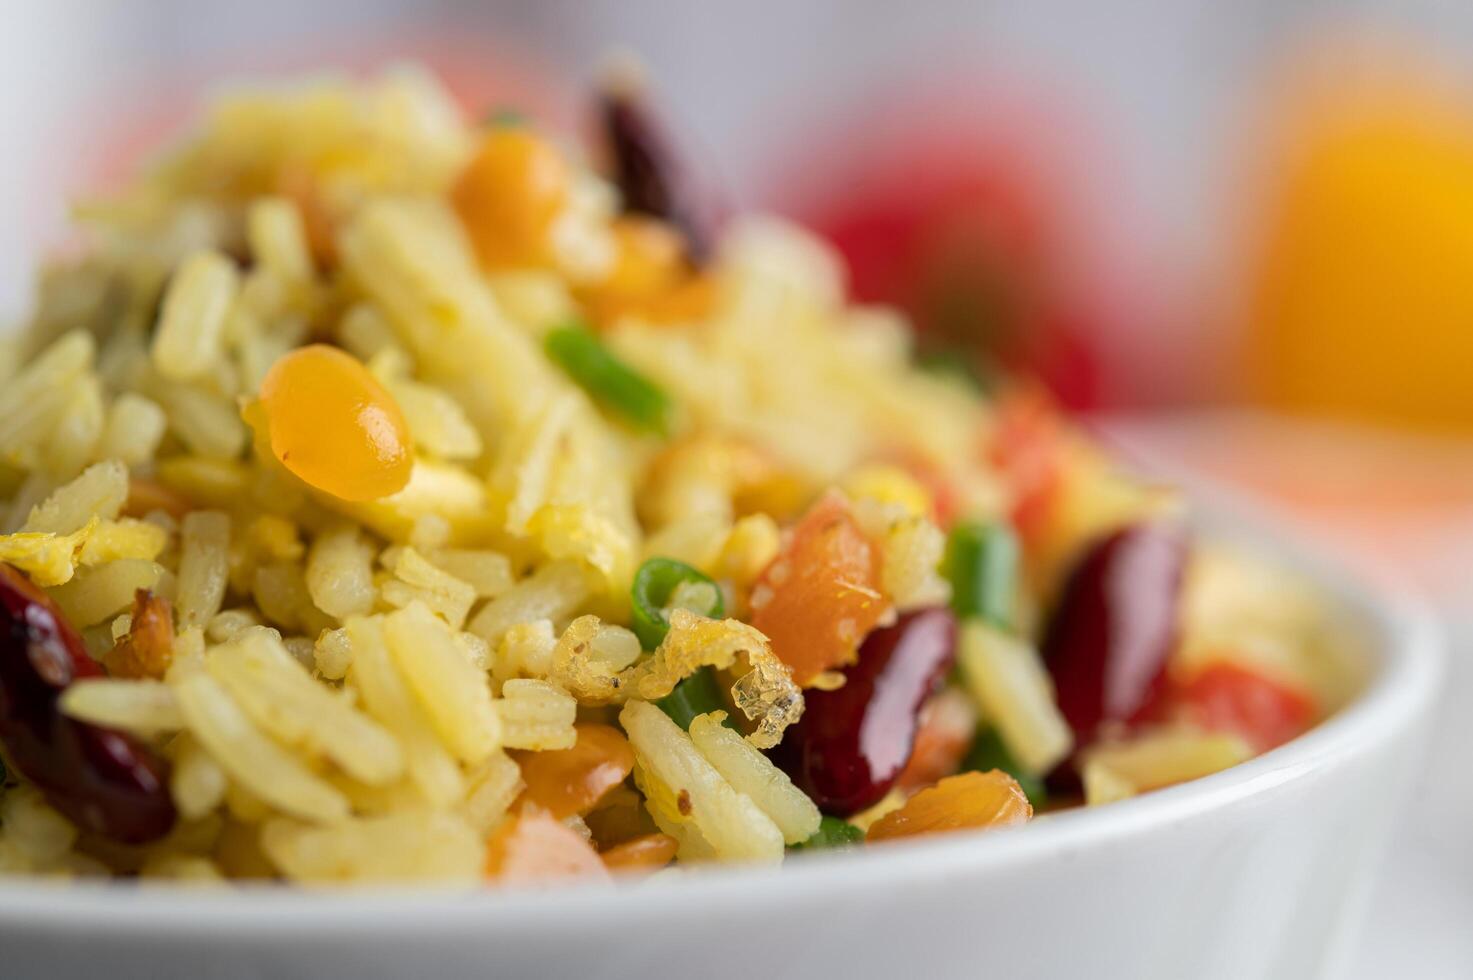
[630,557,723,651]
[655,667,732,731]
[790,815,864,851]
[544,323,671,433]
[943,521,1019,628]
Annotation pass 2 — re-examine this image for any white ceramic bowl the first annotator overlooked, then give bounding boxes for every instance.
[0,509,1441,980]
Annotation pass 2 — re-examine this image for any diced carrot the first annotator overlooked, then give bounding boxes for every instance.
[988,386,1064,548]
[512,724,634,820]
[748,490,887,686]
[484,809,610,885]
[1172,660,1318,753]
[867,770,1031,842]
[600,832,679,873]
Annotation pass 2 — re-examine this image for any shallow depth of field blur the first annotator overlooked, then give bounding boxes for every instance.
[2,1,1470,974]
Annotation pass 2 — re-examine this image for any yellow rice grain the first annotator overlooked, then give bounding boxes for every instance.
[0,787,78,863]
[58,679,185,735]
[246,197,314,282]
[152,379,248,460]
[382,602,500,763]
[619,700,784,863]
[454,630,491,671]
[1081,731,1253,806]
[23,459,128,534]
[0,332,93,465]
[468,559,595,647]
[151,249,239,381]
[176,510,230,629]
[207,630,405,786]
[493,619,557,684]
[495,679,577,751]
[345,615,464,806]
[379,546,476,629]
[687,710,820,845]
[0,524,92,587]
[260,810,484,884]
[382,374,483,460]
[416,547,513,599]
[252,560,329,634]
[246,514,303,563]
[313,627,353,680]
[44,374,104,478]
[139,854,225,883]
[3,472,57,534]
[305,524,377,619]
[155,456,250,508]
[206,608,263,644]
[461,750,524,834]
[957,620,1075,775]
[97,393,168,467]
[172,669,350,824]
[714,513,781,592]
[171,733,229,821]
[50,559,171,626]
[336,303,399,363]
[75,518,168,567]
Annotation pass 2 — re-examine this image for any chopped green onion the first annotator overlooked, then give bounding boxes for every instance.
[962,726,1046,807]
[656,667,733,731]
[544,323,670,433]
[790,815,864,851]
[630,557,723,651]
[944,521,1018,628]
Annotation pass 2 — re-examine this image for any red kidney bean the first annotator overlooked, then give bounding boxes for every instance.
[1043,522,1188,750]
[0,564,176,844]
[599,83,715,263]
[772,607,957,816]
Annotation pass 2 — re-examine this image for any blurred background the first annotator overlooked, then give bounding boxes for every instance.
[2,1,1470,974]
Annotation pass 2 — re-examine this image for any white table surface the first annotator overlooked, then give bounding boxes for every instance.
[1096,412,1473,979]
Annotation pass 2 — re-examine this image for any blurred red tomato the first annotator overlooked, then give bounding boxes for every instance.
[768,83,1129,410]
[1168,661,1318,753]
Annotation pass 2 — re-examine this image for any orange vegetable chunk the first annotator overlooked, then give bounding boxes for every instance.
[513,724,635,820]
[452,128,569,269]
[600,832,679,873]
[866,770,1032,843]
[895,690,976,794]
[484,809,609,885]
[749,491,886,686]
[257,344,413,502]
[1174,660,1317,753]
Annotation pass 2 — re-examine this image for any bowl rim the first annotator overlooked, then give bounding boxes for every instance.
[0,499,1444,938]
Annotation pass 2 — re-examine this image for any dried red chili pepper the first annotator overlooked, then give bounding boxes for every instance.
[0,564,176,844]
[599,78,715,263]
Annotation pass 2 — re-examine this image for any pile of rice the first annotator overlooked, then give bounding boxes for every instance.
[0,67,1347,885]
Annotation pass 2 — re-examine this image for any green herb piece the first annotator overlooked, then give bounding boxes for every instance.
[655,667,733,731]
[790,815,864,851]
[544,323,671,433]
[630,557,723,651]
[943,521,1019,628]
